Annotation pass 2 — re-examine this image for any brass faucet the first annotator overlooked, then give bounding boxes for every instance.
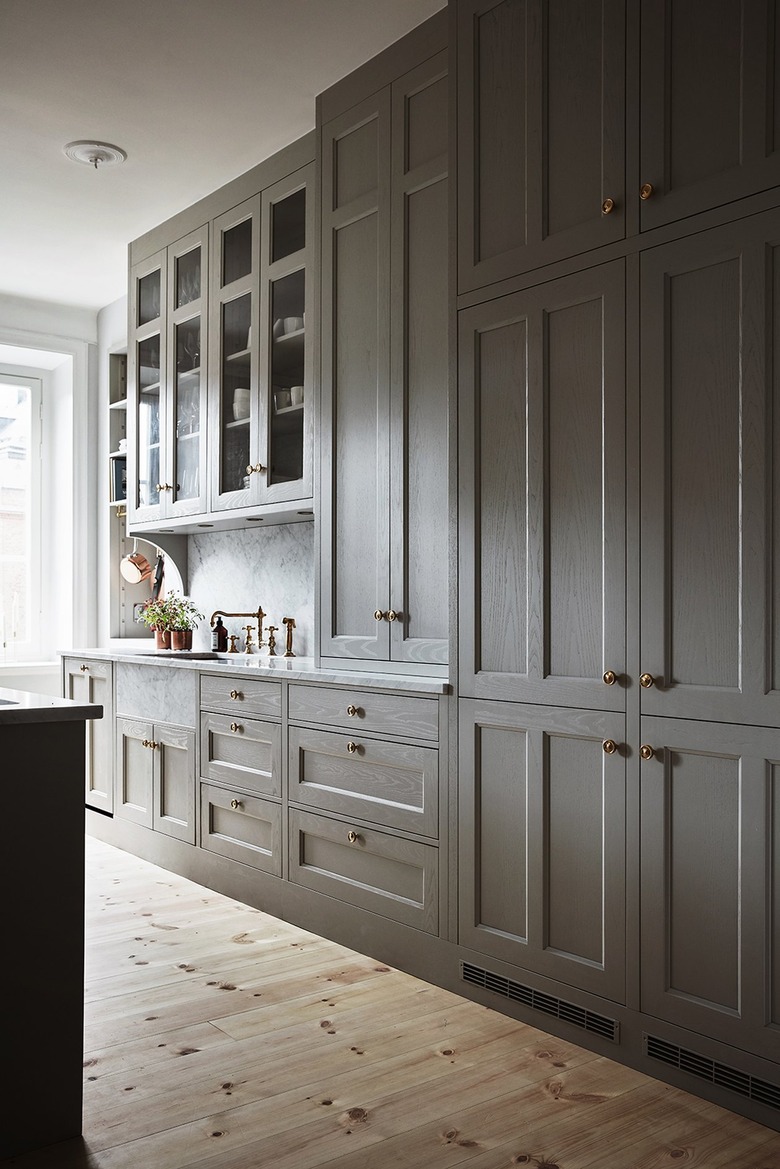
[210,607,266,649]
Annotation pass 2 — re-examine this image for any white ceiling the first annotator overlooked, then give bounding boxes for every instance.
[0,0,444,314]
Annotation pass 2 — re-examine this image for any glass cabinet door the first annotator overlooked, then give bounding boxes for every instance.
[130,255,166,523]
[168,227,208,518]
[210,196,260,512]
[258,166,314,506]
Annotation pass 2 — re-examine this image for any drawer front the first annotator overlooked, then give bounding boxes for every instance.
[288,684,439,741]
[289,808,438,934]
[200,674,282,719]
[200,712,281,797]
[289,727,438,837]
[200,782,282,876]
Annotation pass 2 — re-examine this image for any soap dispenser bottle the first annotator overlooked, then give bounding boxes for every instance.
[211,616,228,652]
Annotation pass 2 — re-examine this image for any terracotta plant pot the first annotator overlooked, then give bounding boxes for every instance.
[154,629,171,650]
[171,630,193,651]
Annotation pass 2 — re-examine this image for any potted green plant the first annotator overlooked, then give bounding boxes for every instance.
[136,592,204,650]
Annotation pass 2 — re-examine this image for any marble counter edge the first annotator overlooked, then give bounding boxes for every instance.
[57,649,450,694]
[0,686,103,724]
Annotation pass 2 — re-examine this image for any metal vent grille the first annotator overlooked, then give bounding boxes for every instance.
[645,1034,780,1113]
[460,961,619,1042]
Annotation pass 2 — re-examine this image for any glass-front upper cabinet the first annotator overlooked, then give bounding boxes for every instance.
[210,164,313,515]
[128,226,208,530]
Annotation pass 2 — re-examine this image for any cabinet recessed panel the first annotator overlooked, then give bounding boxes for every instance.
[478,317,529,677]
[773,244,780,693]
[158,736,193,831]
[406,74,447,173]
[335,119,378,208]
[222,217,252,287]
[545,732,605,967]
[773,764,780,1029]
[547,297,605,682]
[475,724,529,944]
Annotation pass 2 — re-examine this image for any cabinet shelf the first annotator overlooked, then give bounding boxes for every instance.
[226,346,251,363]
[140,382,161,396]
[109,397,128,411]
[225,417,250,430]
[177,367,201,384]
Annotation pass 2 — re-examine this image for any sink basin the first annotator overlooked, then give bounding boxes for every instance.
[136,651,221,661]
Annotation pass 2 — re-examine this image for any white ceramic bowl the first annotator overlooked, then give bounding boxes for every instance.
[283,316,304,334]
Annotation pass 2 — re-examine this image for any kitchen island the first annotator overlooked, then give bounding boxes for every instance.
[0,686,103,1158]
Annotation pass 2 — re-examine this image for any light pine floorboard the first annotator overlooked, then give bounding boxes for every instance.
[5,837,779,1169]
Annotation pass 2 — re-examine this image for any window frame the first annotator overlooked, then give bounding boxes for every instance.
[0,371,43,661]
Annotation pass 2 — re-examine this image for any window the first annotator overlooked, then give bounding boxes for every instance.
[0,374,42,659]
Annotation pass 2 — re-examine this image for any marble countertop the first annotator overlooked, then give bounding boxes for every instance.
[58,648,450,694]
[0,686,103,725]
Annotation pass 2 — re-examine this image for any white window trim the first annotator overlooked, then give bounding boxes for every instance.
[0,372,42,661]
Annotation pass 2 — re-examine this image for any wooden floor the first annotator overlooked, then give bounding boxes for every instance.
[6,837,779,1169]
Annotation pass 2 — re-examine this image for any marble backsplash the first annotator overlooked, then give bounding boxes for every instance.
[186,522,315,656]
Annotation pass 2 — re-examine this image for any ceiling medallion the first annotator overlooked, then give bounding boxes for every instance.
[63,141,127,169]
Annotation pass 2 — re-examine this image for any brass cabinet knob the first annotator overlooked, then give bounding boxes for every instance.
[253,463,266,474]
[602,670,617,686]
[640,182,654,200]
[142,739,149,748]
[639,673,655,688]
[640,744,655,760]
[346,741,359,754]
[229,722,242,733]
[149,741,158,750]
[245,464,253,475]
[347,830,360,844]
[229,689,242,700]
[346,704,361,717]
[374,609,385,621]
[80,663,89,671]
[155,482,163,492]
[602,739,618,755]
[601,197,615,215]
[386,609,398,622]
[230,798,241,810]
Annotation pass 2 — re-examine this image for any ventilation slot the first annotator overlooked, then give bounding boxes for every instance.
[460,961,619,1042]
[645,1034,780,1113]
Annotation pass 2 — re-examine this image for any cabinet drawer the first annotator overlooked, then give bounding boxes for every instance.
[288,684,439,741]
[289,727,438,837]
[289,808,438,934]
[200,712,281,797]
[200,674,282,719]
[200,782,281,876]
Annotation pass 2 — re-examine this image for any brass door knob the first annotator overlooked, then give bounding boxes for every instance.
[253,463,266,474]
[386,609,398,622]
[230,798,242,810]
[149,741,158,750]
[601,197,615,215]
[640,182,654,200]
[229,722,242,733]
[639,673,655,688]
[347,830,360,844]
[142,739,150,748]
[346,704,361,717]
[602,739,618,755]
[602,670,617,686]
[229,689,242,700]
[374,610,385,621]
[640,744,655,760]
[80,664,89,671]
[346,741,359,754]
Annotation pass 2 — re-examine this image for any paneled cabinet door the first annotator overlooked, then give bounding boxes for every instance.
[153,724,196,845]
[459,261,625,710]
[639,0,780,232]
[640,716,778,1062]
[456,0,625,293]
[62,658,113,813]
[129,250,167,526]
[640,210,780,726]
[459,699,626,1003]
[319,51,449,666]
[115,716,153,828]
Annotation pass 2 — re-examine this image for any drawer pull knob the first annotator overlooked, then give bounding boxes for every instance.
[229,689,242,700]
[602,669,617,686]
[346,741,359,754]
[639,673,655,689]
[230,722,242,733]
[640,182,654,200]
[346,704,362,717]
[601,197,615,215]
[347,830,360,844]
[640,743,655,761]
[230,798,242,810]
[602,739,618,755]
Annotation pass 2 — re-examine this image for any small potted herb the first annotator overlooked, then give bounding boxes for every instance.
[136,593,204,651]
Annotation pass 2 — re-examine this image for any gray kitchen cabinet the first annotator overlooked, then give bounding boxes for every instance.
[456,0,626,293]
[458,260,625,710]
[128,225,209,530]
[459,699,626,1004]
[639,0,780,232]
[640,209,780,727]
[115,716,196,845]
[319,41,449,669]
[209,163,314,515]
[61,656,114,813]
[639,715,778,1063]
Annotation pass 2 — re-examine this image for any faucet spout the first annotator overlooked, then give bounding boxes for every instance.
[210,607,266,648]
